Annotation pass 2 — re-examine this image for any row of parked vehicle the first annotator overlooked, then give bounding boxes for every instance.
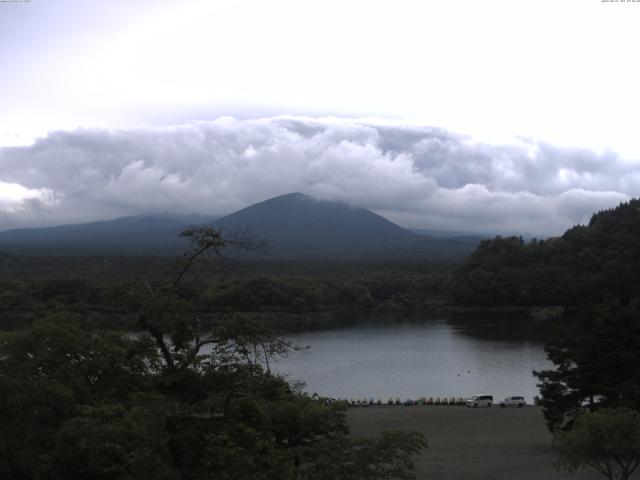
[465,395,526,408]
[348,397,469,406]
[339,395,527,407]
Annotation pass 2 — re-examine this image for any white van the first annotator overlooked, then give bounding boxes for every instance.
[466,394,493,408]
[499,396,526,408]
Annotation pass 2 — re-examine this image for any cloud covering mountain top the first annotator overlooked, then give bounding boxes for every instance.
[0,116,636,236]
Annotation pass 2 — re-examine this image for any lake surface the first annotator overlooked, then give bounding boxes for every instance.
[271,319,552,404]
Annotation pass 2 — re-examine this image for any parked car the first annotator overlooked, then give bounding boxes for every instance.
[499,396,526,408]
[465,394,493,408]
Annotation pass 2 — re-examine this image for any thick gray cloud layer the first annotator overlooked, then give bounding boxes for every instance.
[0,116,637,236]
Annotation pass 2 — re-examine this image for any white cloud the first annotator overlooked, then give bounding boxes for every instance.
[0,181,57,213]
[2,0,640,157]
[0,116,638,235]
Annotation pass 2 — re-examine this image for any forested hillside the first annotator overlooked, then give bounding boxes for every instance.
[449,199,640,307]
[0,255,452,331]
[0,229,426,479]
[447,200,640,431]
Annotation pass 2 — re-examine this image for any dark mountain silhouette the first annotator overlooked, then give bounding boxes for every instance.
[0,215,212,255]
[0,193,481,259]
[214,192,412,257]
[216,193,410,240]
[211,192,478,260]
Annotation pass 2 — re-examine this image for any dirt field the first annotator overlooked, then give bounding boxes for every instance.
[347,406,604,480]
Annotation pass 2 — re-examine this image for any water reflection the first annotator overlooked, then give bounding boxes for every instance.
[272,319,551,404]
[447,312,550,343]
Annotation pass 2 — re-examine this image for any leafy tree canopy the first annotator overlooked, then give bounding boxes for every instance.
[450,199,640,308]
[555,408,640,480]
[0,226,426,480]
[534,302,640,431]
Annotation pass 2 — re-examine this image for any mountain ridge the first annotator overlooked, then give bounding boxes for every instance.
[0,193,481,260]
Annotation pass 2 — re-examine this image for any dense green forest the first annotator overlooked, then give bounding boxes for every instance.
[0,253,453,331]
[2,200,640,478]
[450,199,640,308]
[448,199,640,434]
[0,228,427,480]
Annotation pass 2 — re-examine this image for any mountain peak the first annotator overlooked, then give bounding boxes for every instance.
[212,192,419,258]
[280,192,311,199]
[255,192,314,205]
[0,193,481,260]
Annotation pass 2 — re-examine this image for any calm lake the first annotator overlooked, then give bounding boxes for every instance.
[271,318,552,404]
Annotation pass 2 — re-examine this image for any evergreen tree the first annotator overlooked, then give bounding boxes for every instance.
[535,302,640,431]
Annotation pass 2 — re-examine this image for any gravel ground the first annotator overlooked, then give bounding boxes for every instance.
[347,406,606,480]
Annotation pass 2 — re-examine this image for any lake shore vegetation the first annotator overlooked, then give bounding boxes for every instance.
[0,227,427,480]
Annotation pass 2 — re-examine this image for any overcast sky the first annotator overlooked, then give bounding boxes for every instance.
[1,0,640,235]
